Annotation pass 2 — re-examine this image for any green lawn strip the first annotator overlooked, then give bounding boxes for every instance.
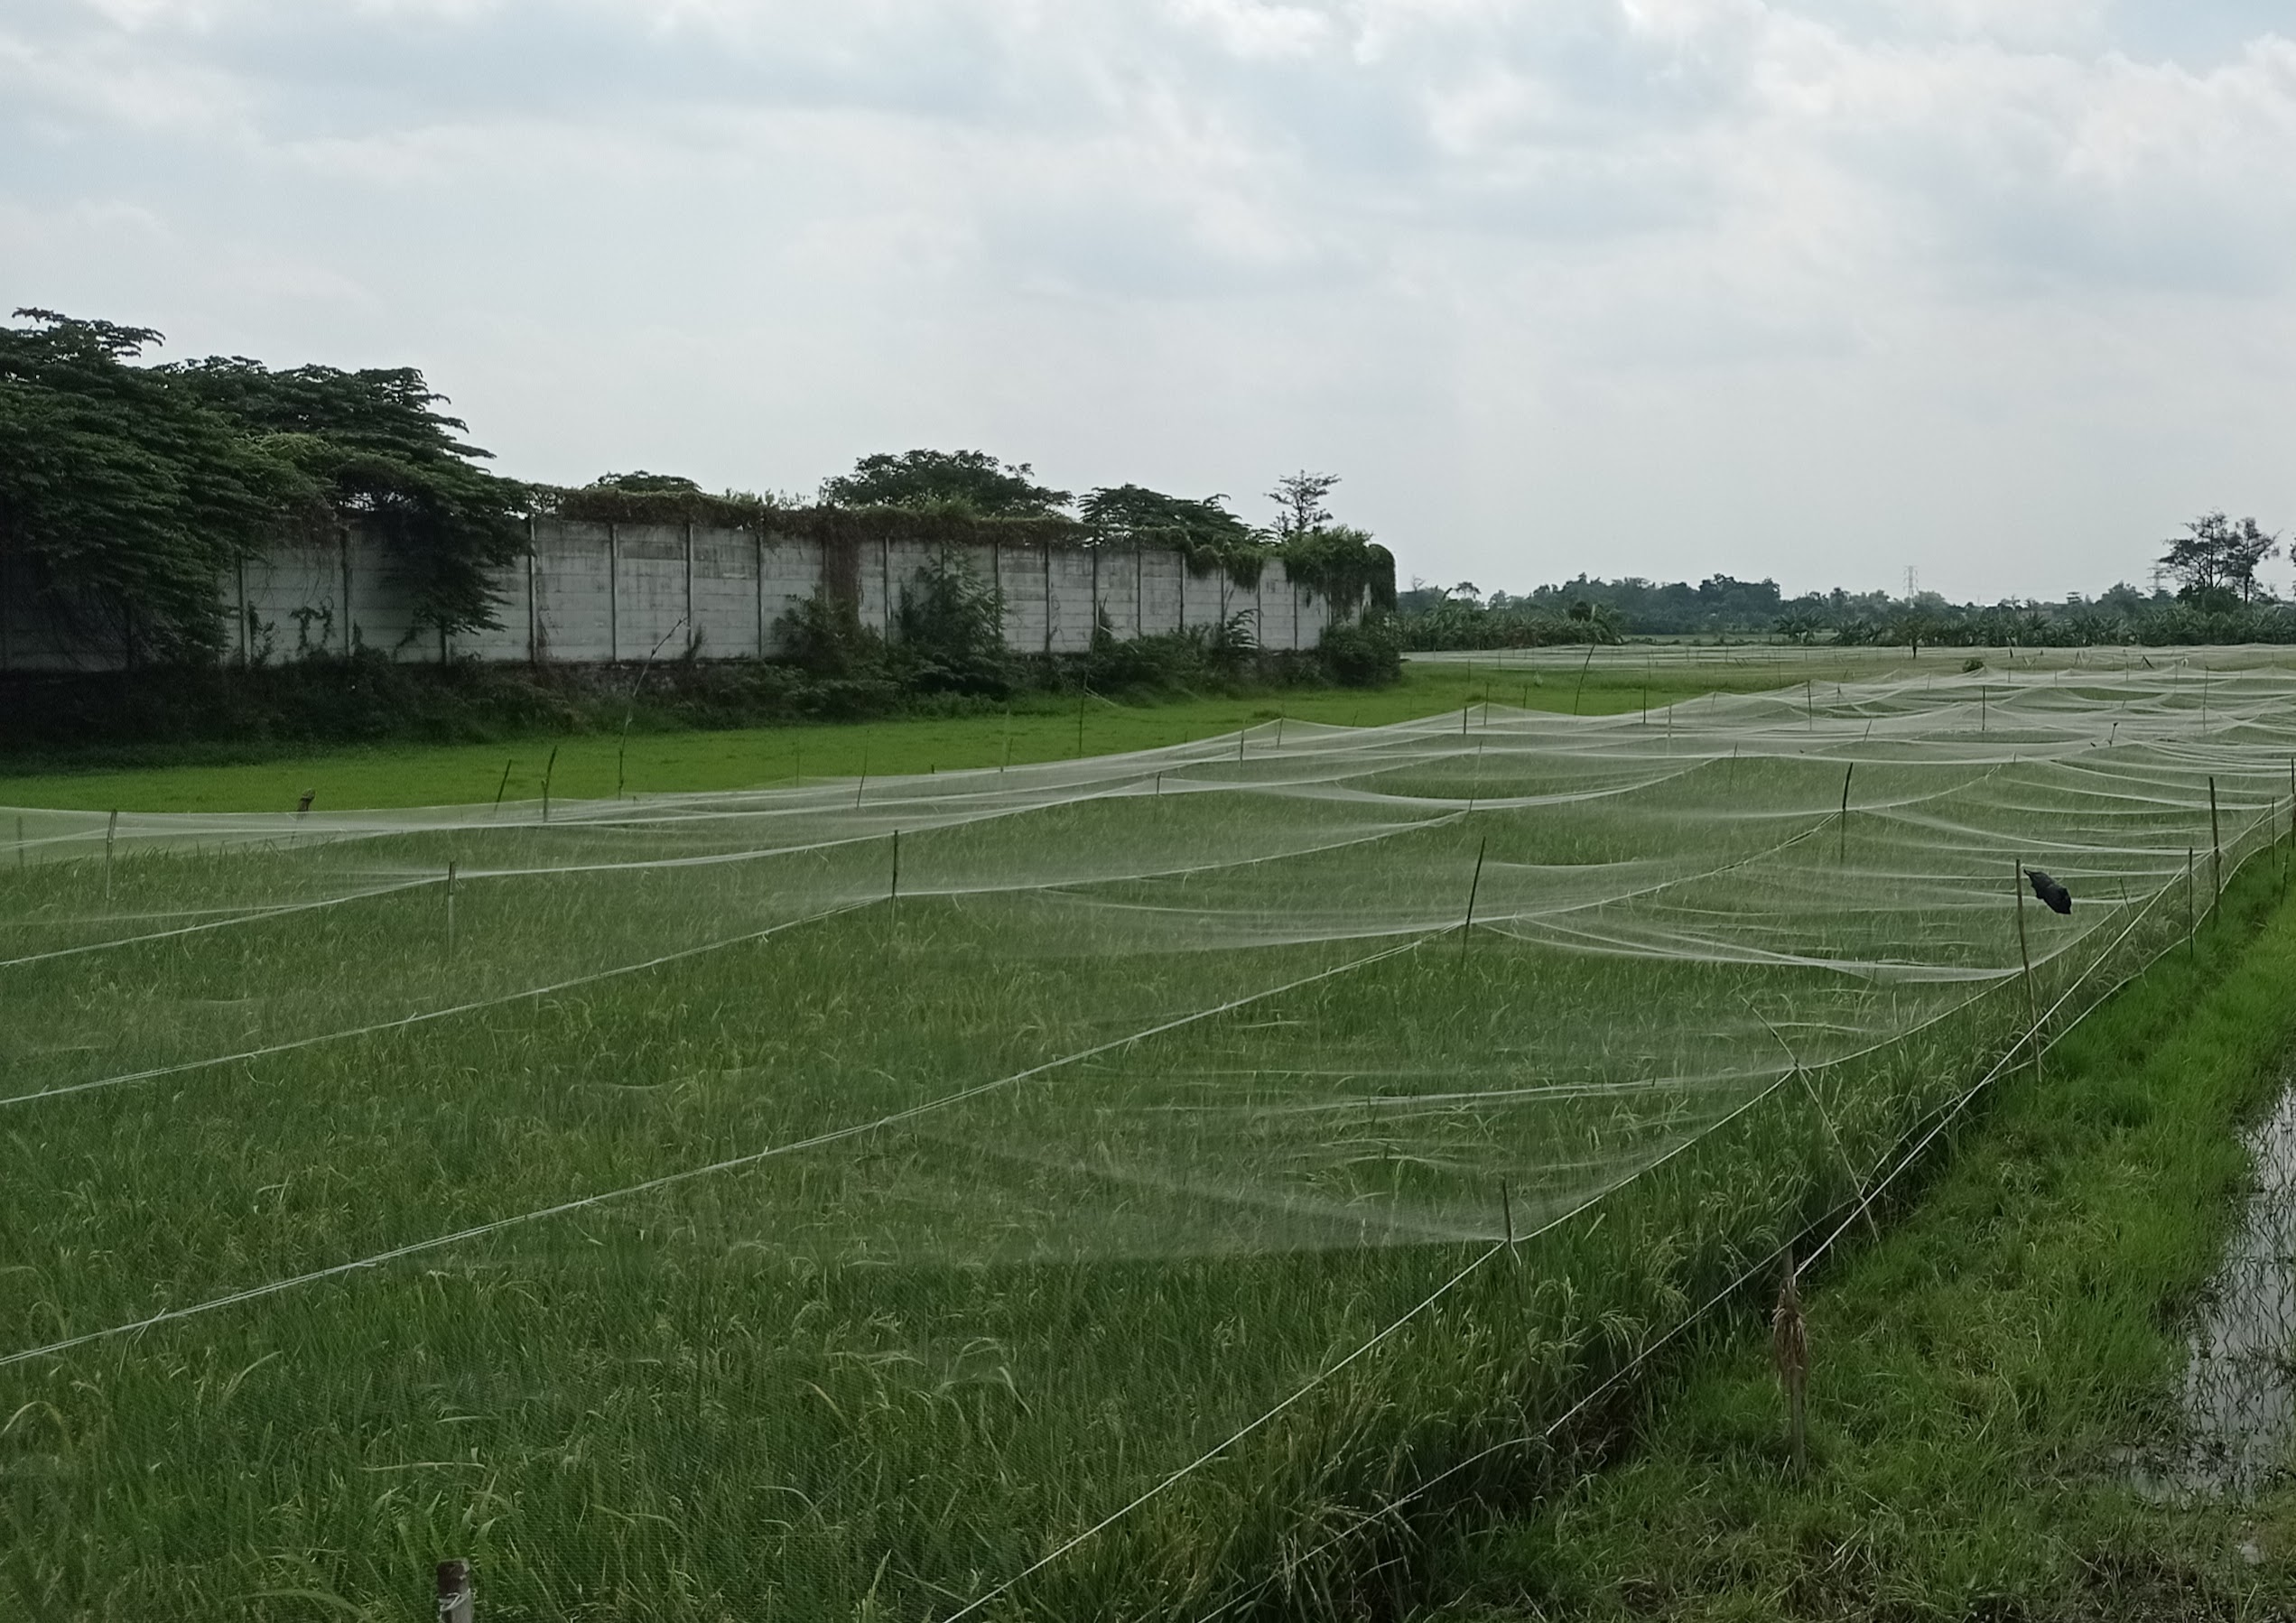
[0,660,1790,813]
[1427,857,2296,1620]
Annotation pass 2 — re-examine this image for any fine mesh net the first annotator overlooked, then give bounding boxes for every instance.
[2,646,2290,1618]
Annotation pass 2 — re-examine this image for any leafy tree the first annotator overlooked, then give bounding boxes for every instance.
[1267,470,1339,541]
[0,311,306,663]
[590,470,704,495]
[893,557,1009,694]
[1079,484,1254,544]
[821,450,1069,516]
[158,355,526,643]
[2160,511,2279,607]
[1081,484,1269,580]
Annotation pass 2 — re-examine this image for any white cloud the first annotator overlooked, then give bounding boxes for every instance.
[3,0,2295,598]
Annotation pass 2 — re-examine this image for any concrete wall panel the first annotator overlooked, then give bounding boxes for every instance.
[3,517,1355,670]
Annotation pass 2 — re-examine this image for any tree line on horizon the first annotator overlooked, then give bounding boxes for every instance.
[0,310,1391,667]
[1400,514,2289,651]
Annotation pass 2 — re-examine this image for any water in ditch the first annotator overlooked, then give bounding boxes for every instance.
[2132,1074,2296,1500]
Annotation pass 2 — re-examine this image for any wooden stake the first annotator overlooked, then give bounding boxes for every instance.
[855,747,868,810]
[489,759,512,819]
[2209,775,2223,917]
[1838,764,1854,863]
[437,1558,474,1623]
[1500,1180,1514,1255]
[889,830,900,930]
[1459,837,1488,963]
[1772,1254,1808,1476]
[2186,848,2197,952]
[104,810,116,901]
[2013,861,2041,1084]
[15,813,23,872]
[445,860,457,958]
[540,746,558,823]
[1571,643,1594,717]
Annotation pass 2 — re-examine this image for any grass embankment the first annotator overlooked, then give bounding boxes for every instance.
[1431,849,2296,1620]
[0,654,1813,812]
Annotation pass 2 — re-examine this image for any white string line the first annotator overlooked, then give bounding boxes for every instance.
[957,829,2215,1620]
[0,711,1410,861]
[935,950,1944,1621]
[1798,803,2273,1275]
[0,898,876,1110]
[1200,808,2261,1621]
[934,1242,1507,1623]
[0,802,1480,1110]
[1183,1203,1854,1623]
[0,766,1436,971]
[0,878,441,971]
[0,935,1427,1371]
[5,748,1915,1109]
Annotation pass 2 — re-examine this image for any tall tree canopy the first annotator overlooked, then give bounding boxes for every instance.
[1079,485,1256,544]
[2160,511,2279,606]
[820,449,1070,516]
[0,311,297,662]
[0,309,525,663]
[158,353,526,642]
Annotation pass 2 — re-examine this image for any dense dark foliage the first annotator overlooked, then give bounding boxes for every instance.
[0,310,526,663]
[819,449,1070,516]
[0,312,301,663]
[1403,515,2292,650]
[160,354,527,645]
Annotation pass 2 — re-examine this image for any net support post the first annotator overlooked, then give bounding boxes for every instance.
[436,1558,473,1623]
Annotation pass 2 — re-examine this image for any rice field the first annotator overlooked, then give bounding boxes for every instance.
[4,645,2290,1620]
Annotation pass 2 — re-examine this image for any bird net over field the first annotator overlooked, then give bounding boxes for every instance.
[4,647,2292,1619]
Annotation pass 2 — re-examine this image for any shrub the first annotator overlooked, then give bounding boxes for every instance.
[1316,614,1401,687]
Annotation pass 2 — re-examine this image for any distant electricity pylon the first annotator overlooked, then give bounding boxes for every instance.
[1904,566,1918,599]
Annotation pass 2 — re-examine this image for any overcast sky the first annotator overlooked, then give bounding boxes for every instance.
[6,1,2295,600]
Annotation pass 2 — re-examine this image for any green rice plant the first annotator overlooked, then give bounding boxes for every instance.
[1,646,2289,1619]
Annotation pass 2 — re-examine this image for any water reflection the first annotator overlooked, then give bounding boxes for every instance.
[2134,1079,2296,1499]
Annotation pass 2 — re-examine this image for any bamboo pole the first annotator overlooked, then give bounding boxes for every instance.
[2209,775,2223,918]
[1773,1255,1808,1476]
[437,1559,474,1623]
[540,746,558,823]
[1459,837,1488,963]
[2013,861,2041,1084]
[1838,765,1854,863]
[104,810,116,901]
[489,759,512,819]
[445,860,457,958]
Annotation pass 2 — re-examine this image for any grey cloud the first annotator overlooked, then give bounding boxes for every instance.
[4,0,2296,600]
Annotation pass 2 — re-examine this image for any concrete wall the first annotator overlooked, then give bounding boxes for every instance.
[0,519,1353,670]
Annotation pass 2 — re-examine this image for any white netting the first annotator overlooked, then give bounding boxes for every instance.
[1,646,2288,1618]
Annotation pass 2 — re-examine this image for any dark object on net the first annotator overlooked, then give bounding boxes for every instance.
[2024,867,2072,915]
